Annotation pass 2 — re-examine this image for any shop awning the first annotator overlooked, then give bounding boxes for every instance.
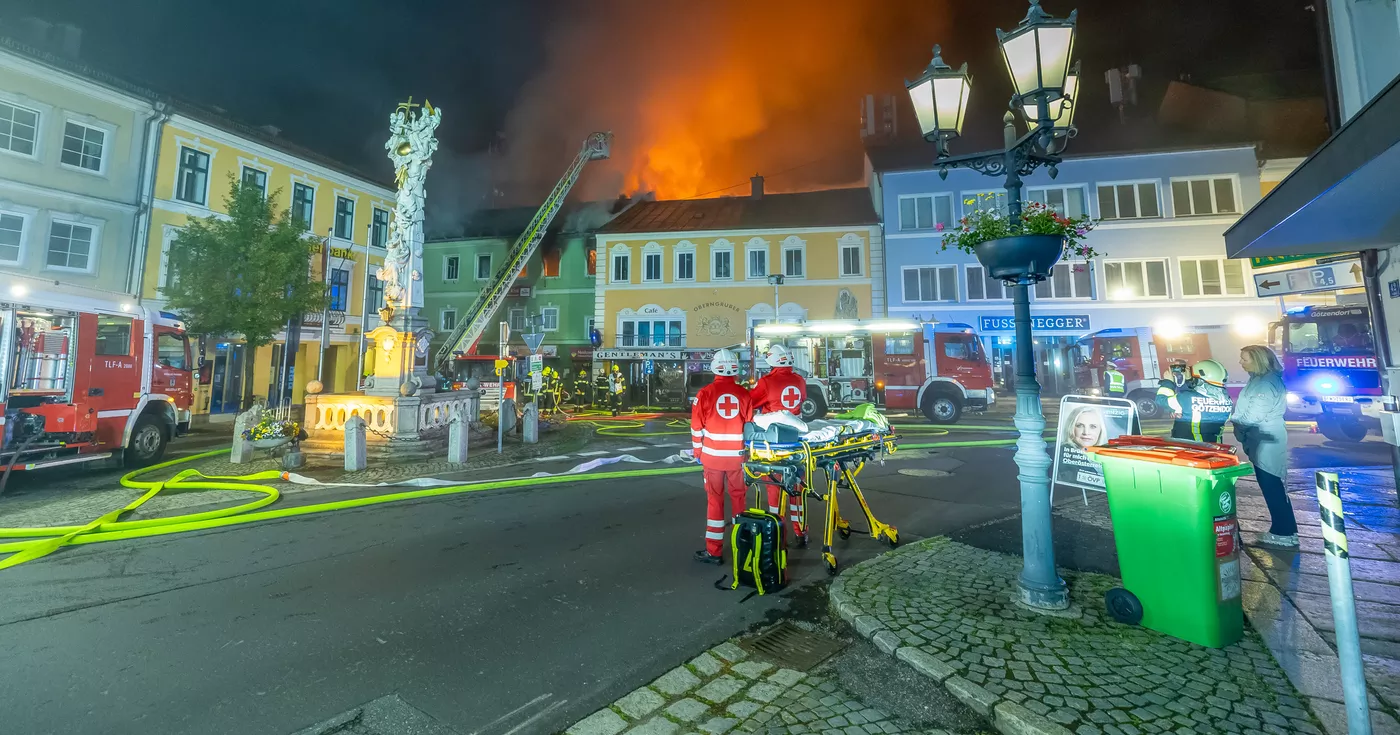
[1225,73,1400,259]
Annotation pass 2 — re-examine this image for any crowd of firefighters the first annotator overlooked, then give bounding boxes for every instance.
[512,365,630,416]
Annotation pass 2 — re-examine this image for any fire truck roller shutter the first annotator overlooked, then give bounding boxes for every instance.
[919,379,964,424]
[123,396,176,467]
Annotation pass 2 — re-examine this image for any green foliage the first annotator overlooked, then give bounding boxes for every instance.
[164,177,328,349]
[941,195,1098,260]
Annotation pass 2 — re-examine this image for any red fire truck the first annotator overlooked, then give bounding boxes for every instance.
[0,290,193,471]
[750,320,995,423]
[1071,327,1214,419]
[1271,305,1382,441]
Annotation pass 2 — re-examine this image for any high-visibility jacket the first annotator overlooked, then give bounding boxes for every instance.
[609,372,626,394]
[574,375,591,393]
[1104,368,1126,395]
[691,376,754,471]
[1170,379,1234,442]
[750,366,806,416]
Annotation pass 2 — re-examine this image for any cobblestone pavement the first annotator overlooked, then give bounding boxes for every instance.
[565,639,974,735]
[1059,468,1400,735]
[831,536,1324,735]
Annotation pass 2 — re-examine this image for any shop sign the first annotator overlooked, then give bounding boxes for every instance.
[508,286,532,298]
[511,345,558,358]
[1250,254,1322,269]
[686,350,717,362]
[311,243,355,260]
[978,314,1089,332]
[570,347,595,361]
[595,348,682,361]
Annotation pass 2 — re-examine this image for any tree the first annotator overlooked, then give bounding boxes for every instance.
[164,178,327,410]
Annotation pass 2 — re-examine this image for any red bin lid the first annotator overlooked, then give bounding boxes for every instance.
[1086,435,1241,469]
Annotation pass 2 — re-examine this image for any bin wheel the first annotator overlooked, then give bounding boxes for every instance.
[884,528,899,548]
[838,527,851,540]
[1105,588,1144,625]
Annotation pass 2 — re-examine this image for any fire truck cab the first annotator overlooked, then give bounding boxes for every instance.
[876,323,996,424]
[1272,305,1382,442]
[1072,327,1213,419]
[0,291,193,471]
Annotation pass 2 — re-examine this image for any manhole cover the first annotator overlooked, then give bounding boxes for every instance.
[898,468,951,477]
[739,622,846,671]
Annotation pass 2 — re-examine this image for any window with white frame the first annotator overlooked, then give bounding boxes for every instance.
[367,273,385,311]
[444,255,460,282]
[329,267,350,311]
[476,253,492,280]
[1034,263,1093,300]
[962,190,1009,216]
[898,194,955,231]
[966,265,1010,301]
[334,196,355,240]
[642,242,663,282]
[746,238,768,279]
[780,236,805,278]
[240,166,267,197]
[1027,185,1089,218]
[839,234,864,277]
[1171,177,1239,217]
[175,146,210,205]
[371,208,389,247]
[61,121,106,172]
[611,246,631,283]
[675,242,695,281]
[1104,259,1170,300]
[0,101,39,156]
[0,212,25,264]
[291,183,315,226]
[541,306,560,332]
[585,316,596,339]
[1179,258,1247,297]
[441,309,457,331]
[712,240,733,280]
[620,318,683,347]
[46,220,94,271]
[508,308,527,332]
[902,266,957,303]
[1096,181,1161,220]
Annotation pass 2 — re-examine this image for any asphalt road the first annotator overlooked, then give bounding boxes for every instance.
[0,418,1387,735]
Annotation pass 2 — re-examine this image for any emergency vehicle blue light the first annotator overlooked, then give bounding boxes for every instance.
[1285,307,1309,315]
[1313,374,1341,394]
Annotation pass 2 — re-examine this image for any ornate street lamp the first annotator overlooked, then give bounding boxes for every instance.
[905,0,1081,612]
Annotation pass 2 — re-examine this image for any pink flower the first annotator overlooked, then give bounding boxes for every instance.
[935,222,945,231]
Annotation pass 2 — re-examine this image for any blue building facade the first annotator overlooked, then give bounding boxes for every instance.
[869,144,1283,394]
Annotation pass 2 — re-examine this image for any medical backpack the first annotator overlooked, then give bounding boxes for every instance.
[728,507,788,595]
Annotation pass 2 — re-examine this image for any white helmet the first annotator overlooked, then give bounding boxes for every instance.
[711,348,740,376]
[764,343,794,368]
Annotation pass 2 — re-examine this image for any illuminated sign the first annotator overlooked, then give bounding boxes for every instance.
[978,314,1090,332]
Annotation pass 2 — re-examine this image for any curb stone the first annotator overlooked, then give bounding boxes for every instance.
[993,702,1074,735]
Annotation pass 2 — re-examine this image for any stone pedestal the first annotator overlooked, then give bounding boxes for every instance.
[464,379,481,424]
[344,415,368,471]
[363,318,436,398]
[498,399,517,435]
[230,404,261,464]
[522,403,539,444]
[302,389,475,462]
[447,413,468,464]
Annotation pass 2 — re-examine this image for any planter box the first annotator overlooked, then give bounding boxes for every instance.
[973,234,1065,282]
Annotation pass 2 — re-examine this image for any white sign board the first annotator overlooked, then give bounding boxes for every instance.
[595,349,682,361]
[1052,395,1139,494]
[529,355,543,373]
[1254,260,1363,297]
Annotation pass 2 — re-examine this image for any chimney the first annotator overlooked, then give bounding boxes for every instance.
[55,23,82,59]
[750,175,764,199]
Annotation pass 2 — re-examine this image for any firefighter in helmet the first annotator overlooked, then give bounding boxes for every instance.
[608,364,627,416]
[1156,359,1190,415]
[1169,358,1234,443]
[691,348,754,564]
[573,369,591,408]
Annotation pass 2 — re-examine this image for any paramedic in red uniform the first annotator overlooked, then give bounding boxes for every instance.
[691,348,754,564]
[750,344,809,543]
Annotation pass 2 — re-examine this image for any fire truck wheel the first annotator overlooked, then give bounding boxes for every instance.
[922,391,963,424]
[1319,418,1368,443]
[800,394,828,422]
[125,416,168,467]
[1129,391,1161,419]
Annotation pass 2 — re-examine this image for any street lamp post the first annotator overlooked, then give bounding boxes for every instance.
[768,274,785,323]
[905,0,1081,612]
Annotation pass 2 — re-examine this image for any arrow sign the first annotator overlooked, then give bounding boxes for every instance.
[1254,259,1364,297]
[522,332,545,353]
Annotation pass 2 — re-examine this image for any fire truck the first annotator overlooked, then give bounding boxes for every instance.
[0,290,193,472]
[1271,305,1382,442]
[1071,327,1214,419]
[750,320,995,423]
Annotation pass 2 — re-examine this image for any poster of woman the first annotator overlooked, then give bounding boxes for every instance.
[1053,396,1138,492]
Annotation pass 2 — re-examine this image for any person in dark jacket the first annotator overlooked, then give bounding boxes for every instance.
[1169,359,1234,443]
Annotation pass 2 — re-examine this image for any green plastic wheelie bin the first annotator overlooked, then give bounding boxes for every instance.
[1086,436,1255,648]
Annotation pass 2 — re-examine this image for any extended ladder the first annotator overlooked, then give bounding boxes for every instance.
[433,132,611,372]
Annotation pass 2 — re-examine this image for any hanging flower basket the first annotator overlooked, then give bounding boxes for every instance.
[243,410,301,449]
[942,196,1098,282]
[252,436,293,450]
[974,234,1066,281]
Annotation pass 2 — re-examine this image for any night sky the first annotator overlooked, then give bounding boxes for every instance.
[1,0,1323,217]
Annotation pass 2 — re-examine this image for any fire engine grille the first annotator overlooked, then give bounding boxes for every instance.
[738,622,846,671]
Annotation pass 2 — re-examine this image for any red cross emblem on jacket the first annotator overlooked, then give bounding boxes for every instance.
[691,376,753,470]
[752,366,806,417]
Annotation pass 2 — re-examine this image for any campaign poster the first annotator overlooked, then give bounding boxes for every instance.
[1052,395,1138,493]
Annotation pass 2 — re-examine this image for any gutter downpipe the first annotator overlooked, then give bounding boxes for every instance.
[128,102,169,300]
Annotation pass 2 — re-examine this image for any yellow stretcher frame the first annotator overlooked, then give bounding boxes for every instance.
[742,431,899,576]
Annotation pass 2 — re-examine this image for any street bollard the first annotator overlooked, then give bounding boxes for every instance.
[448,412,469,465]
[1317,471,1373,735]
[230,404,260,464]
[465,378,481,424]
[522,402,539,444]
[344,415,367,472]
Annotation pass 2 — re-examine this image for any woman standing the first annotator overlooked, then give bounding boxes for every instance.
[1233,345,1298,548]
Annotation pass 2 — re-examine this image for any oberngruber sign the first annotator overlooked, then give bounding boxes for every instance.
[978,314,1090,332]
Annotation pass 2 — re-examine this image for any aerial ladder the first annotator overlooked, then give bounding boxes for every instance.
[434,132,611,374]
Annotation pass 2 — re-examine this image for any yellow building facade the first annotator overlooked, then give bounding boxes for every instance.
[591,187,883,400]
[140,112,395,418]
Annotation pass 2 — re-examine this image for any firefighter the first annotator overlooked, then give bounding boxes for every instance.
[608,364,627,416]
[691,348,754,564]
[1103,363,1126,397]
[750,344,809,543]
[594,370,609,408]
[542,366,561,412]
[1169,359,1235,442]
[1156,360,1189,415]
[573,369,591,408]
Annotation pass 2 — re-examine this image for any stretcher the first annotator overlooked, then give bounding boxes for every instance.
[742,424,899,576]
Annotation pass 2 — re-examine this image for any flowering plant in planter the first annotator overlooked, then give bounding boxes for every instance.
[243,411,301,441]
[940,195,1098,260]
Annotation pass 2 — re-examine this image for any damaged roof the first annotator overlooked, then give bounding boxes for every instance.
[596,188,879,235]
